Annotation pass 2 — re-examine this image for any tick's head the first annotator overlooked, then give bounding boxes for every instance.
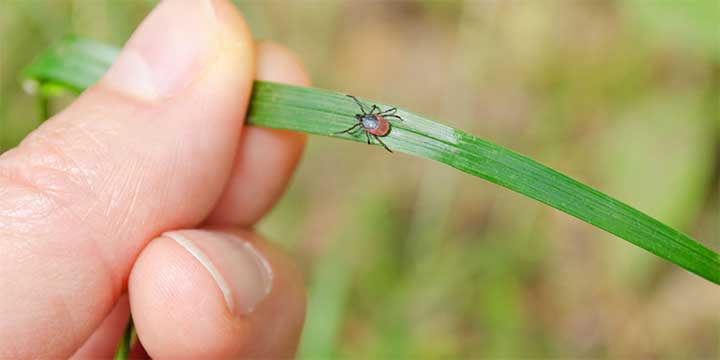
[355,114,364,121]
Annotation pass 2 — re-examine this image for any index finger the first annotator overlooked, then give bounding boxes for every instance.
[206,42,311,226]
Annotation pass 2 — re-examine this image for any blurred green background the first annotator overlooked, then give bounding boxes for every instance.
[1,0,719,358]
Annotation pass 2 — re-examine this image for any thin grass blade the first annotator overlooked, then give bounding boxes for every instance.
[21,37,720,284]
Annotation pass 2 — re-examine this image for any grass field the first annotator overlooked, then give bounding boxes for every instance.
[1,1,719,358]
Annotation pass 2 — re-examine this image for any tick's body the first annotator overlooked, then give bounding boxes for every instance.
[361,114,390,136]
[337,95,404,152]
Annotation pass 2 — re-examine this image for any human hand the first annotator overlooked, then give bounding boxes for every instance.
[0,0,308,358]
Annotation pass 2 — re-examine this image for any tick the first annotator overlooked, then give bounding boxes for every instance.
[336,95,404,153]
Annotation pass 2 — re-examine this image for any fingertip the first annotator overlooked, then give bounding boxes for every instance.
[129,236,244,358]
[206,41,311,226]
[128,229,305,359]
[207,126,306,226]
[256,42,312,86]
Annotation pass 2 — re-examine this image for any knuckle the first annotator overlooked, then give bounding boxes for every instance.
[2,117,111,215]
[0,160,86,257]
[3,145,95,210]
[0,172,61,235]
[0,152,122,305]
[0,128,103,243]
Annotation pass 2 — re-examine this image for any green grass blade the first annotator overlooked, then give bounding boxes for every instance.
[113,316,134,360]
[21,37,720,284]
[21,35,119,95]
[297,251,353,359]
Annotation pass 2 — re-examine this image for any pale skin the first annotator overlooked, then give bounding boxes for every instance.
[0,1,309,358]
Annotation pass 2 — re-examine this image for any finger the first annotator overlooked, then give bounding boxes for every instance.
[0,0,254,357]
[129,229,305,359]
[206,42,310,226]
[129,342,151,359]
[70,296,130,360]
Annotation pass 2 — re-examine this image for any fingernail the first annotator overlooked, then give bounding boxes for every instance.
[102,0,218,100]
[164,230,274,315]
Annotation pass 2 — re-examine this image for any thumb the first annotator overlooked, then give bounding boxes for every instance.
[0,0,253,358]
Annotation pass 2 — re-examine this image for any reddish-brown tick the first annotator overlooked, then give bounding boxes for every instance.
[336,95,404,153]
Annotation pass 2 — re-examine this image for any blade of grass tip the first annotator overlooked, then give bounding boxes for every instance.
[21,37,720,284]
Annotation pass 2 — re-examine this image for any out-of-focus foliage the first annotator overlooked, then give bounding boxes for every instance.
[1,1,718,358]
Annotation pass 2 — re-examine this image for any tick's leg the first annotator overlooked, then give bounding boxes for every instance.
[365,131,371,145]
[334,122,362,134]
[378,107,397,115]
[369,105,380,114]
[349,126,364,136]
[384,114,404,122]
[346,94,369,114]
[374,135,393,153]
